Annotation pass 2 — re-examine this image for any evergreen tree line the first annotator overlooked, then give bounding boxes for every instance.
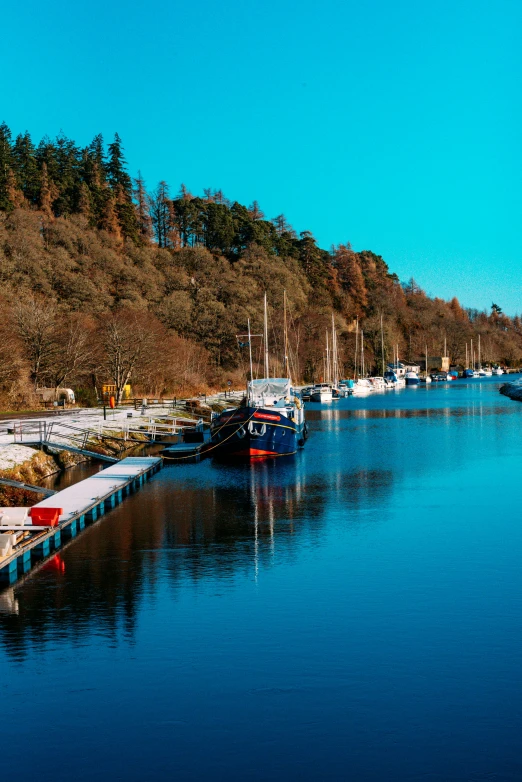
[0,123,328,274]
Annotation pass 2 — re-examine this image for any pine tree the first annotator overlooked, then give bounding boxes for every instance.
[106,134,137,240]
[213,189,229,205]
[6,168,24,208]
[148,181,171,248]
[172,197,197,247]
[78,182,92,222]
[53,132,81,216]
[100,187,122,241]
[178,183,193,200]
[298,230,328,286]
[81,152,105,226]
[248,200,264,220]
[115,184,139,242]
[88,134,106,175]
[39,162,59,218]
[12,132,40,204]
[107,133,132,195]
[133,172,152,240]
[0,122,13,211]
[271,213,293,236]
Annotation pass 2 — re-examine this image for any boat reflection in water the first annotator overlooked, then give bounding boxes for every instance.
[0,452,395,656]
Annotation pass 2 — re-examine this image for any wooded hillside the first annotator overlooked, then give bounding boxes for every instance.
[0,123,520,406]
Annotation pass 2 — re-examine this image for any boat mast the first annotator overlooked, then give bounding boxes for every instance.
[283,290,288,376]
[247,317,253,388]
[264,292,269,378]
[471,338,474,371]
[361,330,365,378]
[326,330,330,384]
[478,334,481,369]
[380,313,385,375]
[332,313,338,386]
[466,343,468,368]
[354,318,359,379]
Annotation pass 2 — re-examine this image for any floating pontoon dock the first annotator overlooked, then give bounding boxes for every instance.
[0,456,162,586]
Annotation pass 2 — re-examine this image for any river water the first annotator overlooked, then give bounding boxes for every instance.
[1,378,522,781]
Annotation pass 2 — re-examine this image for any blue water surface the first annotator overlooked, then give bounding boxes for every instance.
[1,378,522,781]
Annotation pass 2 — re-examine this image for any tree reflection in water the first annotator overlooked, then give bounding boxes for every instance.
[0,455,393,660]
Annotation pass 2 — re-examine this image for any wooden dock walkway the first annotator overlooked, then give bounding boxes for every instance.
[0,456,162,586]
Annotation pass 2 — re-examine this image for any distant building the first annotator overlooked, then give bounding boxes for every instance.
[387,361,421,377]
[417,356,450,373]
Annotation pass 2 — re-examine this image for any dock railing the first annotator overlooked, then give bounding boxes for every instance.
[11,420,127,456]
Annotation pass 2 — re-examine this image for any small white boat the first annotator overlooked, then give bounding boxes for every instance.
[492,367,503,376]
[337,381,353,396]
[310,383,333,402]
[369,376,386,391]
[352,379,373,396]
[405,371,420,386]
[334,384,350,398]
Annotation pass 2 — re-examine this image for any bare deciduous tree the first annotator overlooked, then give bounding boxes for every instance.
[99,308,161,403]
[15,295,57,388]
[50,313,96,389]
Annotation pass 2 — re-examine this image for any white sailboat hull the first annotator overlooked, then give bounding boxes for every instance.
[310,390,333,402]
[352,380,373,396]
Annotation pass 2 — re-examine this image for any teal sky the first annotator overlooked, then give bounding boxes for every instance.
[2,0,521,313]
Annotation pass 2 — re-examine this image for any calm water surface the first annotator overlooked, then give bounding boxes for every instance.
[2,378,522,781]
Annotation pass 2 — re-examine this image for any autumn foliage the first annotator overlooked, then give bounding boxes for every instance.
[0,123,520,407]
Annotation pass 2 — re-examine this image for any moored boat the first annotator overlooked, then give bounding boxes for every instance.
[405,371,420,386]
[337,380,353,396]
[369,376,386,391]
[352,378,373,396]
[310,383,333,402]
[208,378,307,459]
[207,292,308,459]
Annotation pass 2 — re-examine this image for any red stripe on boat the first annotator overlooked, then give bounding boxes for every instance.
[253,412,281,421]
[234,448,277,456]
[221,413,244,422]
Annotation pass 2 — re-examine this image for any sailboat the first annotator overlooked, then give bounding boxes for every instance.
[368,314,387,391]
[420,345,432,383]
[330,315,350,397]
[352,327,373,395]
[463,342,474,378]
[208,293,308,458]
[477,335,492,376]
[311,327,334,402]
[471,338,480,378]
[384,344,406,388]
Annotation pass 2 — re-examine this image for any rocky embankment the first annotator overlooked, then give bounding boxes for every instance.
[499,379,522,402]
[0,446,63,507]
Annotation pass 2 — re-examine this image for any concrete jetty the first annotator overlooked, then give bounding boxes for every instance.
[0,456,162,586]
